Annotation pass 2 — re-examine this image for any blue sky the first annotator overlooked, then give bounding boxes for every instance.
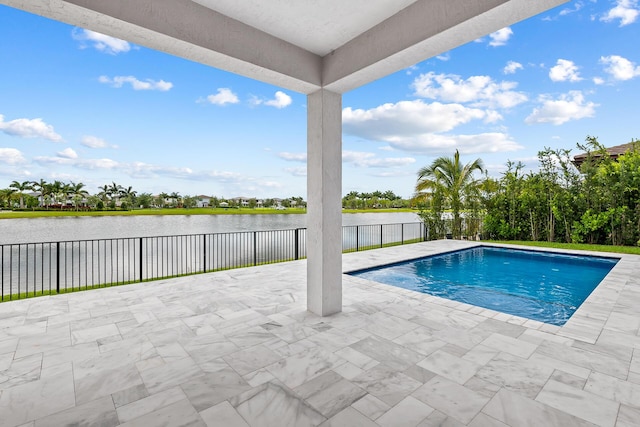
[1,1,639,199]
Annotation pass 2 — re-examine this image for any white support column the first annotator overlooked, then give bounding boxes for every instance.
[307,89,342,316]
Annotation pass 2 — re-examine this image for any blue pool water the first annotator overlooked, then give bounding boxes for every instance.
[350,246,618,325]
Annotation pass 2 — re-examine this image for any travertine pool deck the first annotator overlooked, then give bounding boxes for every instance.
[1,240,639,426]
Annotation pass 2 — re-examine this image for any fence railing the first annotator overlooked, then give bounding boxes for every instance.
[0,222,427,300]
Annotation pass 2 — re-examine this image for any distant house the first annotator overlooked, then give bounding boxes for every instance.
[196,195,211,208]
[219,201,229,208]
[572,142,638,169]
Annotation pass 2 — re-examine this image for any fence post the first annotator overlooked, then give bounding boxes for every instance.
[356,226,360,252]
[202,234,207,272]
[401,223,404,245]
[294,228,300,260]
[56,242,60,293]
[424,223,428,241]
[380,224,383,248]
[253,231,257,266]
[139,238,143,282]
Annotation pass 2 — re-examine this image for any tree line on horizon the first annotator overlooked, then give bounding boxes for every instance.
[417,136,640,247]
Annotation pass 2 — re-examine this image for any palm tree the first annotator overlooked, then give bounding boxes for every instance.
[9,180,33,209]
[68,182,87,211]
[0,188,16,209]
[98,184,112,203]
[120,186,137,209]
[31,179,48,208]
[169,192,181,207]
[109,182,123,205]
[415,150,484,238]
[48,180,64,208]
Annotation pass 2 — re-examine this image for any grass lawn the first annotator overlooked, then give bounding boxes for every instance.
[0,207,418,219]
[0,207,307,219]
[485,240,640,256]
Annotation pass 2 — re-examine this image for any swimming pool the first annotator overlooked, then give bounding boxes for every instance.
[349,246,618,325]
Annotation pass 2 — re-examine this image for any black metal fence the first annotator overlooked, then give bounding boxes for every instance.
[0,222,426,300]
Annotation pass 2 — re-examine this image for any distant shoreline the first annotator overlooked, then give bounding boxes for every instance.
[0,208,417,219]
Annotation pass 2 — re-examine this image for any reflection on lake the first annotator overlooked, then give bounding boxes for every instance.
[0,212,420,244]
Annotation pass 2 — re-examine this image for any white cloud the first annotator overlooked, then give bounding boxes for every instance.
[412,72,527,109]
[72,28,131,55]
[379,133,522,156]
[342,151,415,168]
[253,91,293,109]
[284,166,307,177]
[204,88,239,106]
[601,0,640,26]
[488,27,513,47]
[593,77,605,85]
[98,76,173,91]
[265,91,293,109]
[343,100,490,140]
[525,91,597,125]
[0,114,63,142]
[57,148,78,159]
[436,53,450,61]
[0,148,26,164]
[503,61,523,74]
[549,59,583,82]
[600,55,640,80]
[81,135,117,149]
[278,152,307,162]
[559,1,585,16]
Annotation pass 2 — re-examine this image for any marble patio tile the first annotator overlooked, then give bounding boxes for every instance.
[332,361,365,380]
[231,381,326,427]
[468,413,509,427]
[183,337,239,366]
[305,328,362,352]
[41,342,99,369]
[117,386,187,423]
[472,317,525,338]
[0,365,75,427]
[603,312,640,334]
[476,352,554,398]
[519,327,575,345]
[463,376,501,399]
[199,401,249,427]
[376,395,434,427]
[1,321,47,340]
[265,322,318,344]
[197,357,229,374]
[479,332,538,358]
[0,353,42,389]
[147,322,196,347]
[117,398,205,427]
[243,368,275,387]
[403,364,437,384]
[551,369,588,389]
[226,326,277,348]
[0,351,13,371]
[0,337,18,356]
[584,371,640,408]
[334,347,378,371]
[69,310,134,332]
[351,393,390,420]
[265,346,345,389]
[70,323,120,345]
[616,404,640,427]
[222,344,282,376]
[631,349,640,374]
[294,370,366,418]
[416,410,465,427]
[462,344,499,366]
[181,367,251,412]
[34,395,118,427]
[431,326,485,350]
[138,356,204,395]
[155,342,190,363]
[528,352,591,379]
[392,327,448,356]
[417,349,481,385]
[482,388,596,427]
[319,407,376,427]
[536,379,619,427]
[14,325,71,359]
[349,335,423,371]
[536,340,629,379]
[352,364,422,407]
[75,360,144,406]
[597,328,640,350]
[111,383,149,408]
[363,311,419,340]
[412,376,489,425]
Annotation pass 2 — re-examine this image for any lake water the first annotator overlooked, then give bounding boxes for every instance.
[0,212,420,244]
